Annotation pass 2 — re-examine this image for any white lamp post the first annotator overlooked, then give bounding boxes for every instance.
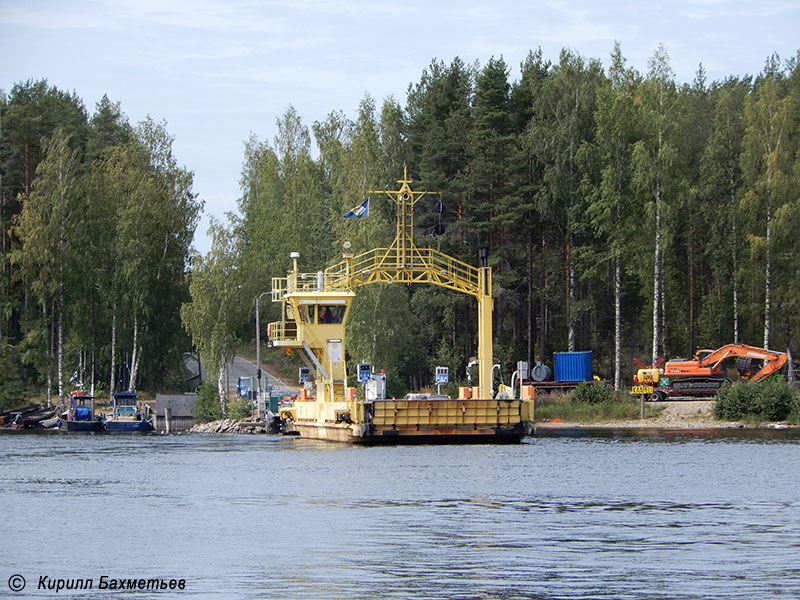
[255,291,270,416]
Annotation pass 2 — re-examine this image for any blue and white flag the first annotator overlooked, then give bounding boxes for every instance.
[344,198,369,218]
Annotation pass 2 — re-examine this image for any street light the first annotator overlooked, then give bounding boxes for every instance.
[255,291,270,416]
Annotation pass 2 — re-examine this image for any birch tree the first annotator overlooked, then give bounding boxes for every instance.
[698,80,749,344]
[85,142,141,397]
[121,118,199,392]
[741,59,795,349]
[12,129,82,401]
[582,42,641,389]
[181,219,245,416]
[633,44,680,363]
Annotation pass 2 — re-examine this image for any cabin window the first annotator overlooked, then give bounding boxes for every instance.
[297,305,313,323]
[317,305,345,324]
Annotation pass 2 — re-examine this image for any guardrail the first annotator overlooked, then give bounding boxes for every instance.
[272,246,483,301]
[266,320,298,343]
[328,247,482,297]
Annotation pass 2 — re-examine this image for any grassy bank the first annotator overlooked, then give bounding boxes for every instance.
[534,384,663,423]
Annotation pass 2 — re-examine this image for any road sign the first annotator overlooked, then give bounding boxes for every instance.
[358,362,371,385]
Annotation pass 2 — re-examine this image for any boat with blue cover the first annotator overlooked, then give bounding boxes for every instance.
[104,392,154,432]
[59,392,104,432]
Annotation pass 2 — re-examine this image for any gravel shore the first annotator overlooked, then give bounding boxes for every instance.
[534,399,796,430]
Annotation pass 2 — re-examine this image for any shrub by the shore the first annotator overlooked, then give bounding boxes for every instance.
[715,379,799,423]
[194,381,223,423]
[195,381,253,423]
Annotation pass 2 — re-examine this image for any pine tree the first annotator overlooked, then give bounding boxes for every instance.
[508,49,551,363]
[530,49,603,352]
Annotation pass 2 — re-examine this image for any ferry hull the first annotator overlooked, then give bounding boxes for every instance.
[59,420,105,433]
[104,420,154,432]
[286,397,534,444]
[292,422,531,444]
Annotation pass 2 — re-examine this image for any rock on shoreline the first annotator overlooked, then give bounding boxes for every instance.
[189,417,271,434]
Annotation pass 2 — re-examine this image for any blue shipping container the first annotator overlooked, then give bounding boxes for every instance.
[553,351,593,383]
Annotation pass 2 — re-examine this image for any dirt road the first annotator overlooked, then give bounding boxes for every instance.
[536,399,727,430]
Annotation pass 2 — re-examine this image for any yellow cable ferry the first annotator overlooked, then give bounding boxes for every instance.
[267,167,534,443]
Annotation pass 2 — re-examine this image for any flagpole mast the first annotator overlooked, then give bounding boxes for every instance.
[334,165,495,399]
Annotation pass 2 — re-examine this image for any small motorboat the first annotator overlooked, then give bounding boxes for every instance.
[58,392,104,432]
[103,392,154,432]
[38,416,60,429]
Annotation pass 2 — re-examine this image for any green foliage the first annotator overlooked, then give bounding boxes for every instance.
[715,379,799,422]
[0,348,39,411]
[535,390,656,422]
[194,381,223,423]
[227,396,253,420]
[713,381,754,420]
[182,220,246,415]
[755,379,796,421]
[5,48,800,404]
[570,382,613,404]
[1,79,89,201]
[0,82,199,399]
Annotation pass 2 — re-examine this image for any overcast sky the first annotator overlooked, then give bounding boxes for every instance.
[2,0,798,253]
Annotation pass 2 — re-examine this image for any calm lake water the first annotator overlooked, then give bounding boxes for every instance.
[2,428,800,599]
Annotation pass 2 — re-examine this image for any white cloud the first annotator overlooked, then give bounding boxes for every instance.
[0,4,116,29]
[675,0,798,19]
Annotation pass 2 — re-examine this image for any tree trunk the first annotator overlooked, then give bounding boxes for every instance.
[57,223,65,400]
[109,302,117,400]
[652,181,662,364]
[527,232,534,365]
[45,301,52,406]
[129,314,139,392]
[57,295,64,401]
[567,235,575,352]
[614,253,621,391]
[538,234,546,363]
[90,347,96,398]
[731,179,739,344]
[217,362,228,417]
[660,257,667,359]
[24,142,30,197]
[688,215,695,353]
[764,195,772,349]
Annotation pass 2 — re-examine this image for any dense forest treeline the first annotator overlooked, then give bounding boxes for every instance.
[3,43,800,411]
[192,43,800,404]
[0,80,201,409]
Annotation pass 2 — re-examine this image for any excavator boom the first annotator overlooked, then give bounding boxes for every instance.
[698,344,787,382]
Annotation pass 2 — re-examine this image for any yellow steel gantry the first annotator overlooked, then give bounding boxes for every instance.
[270,165,494,399]
[326,165,493,398]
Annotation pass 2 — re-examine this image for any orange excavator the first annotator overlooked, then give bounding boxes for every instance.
[633,344,788,401]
